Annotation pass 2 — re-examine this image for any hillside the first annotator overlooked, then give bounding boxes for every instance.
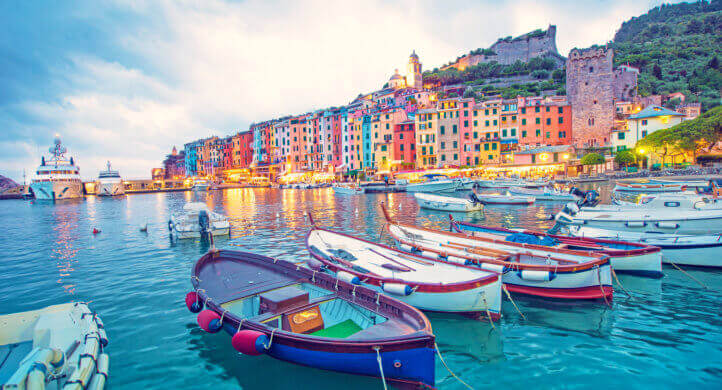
[0,175,18,192]
[611,0,722,110]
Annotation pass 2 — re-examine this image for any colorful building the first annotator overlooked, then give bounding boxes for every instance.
[393,121,416,169]
[612,105,684,151]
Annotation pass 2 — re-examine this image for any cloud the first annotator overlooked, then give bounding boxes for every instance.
[0,0,686,181]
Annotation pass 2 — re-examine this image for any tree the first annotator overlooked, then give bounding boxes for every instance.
[463,87,474,98]
[652,64,663,79]
[580,153,605,165]
[614,150,636,167]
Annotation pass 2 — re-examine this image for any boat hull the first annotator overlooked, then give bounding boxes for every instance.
[172,226,230,239]
[414,193,483,212]
[555,211,722,235]
[97,181,125,196]
[508,188,577,201]
[614,183,684,193]
[332,186,363,195]
[405,180,460,193]
[30,181,83,200]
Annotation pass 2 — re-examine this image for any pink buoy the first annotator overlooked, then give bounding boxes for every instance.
[197,310,222,333]
[231,330,269,355]
[185,292,202,313]
[93,228,101,235]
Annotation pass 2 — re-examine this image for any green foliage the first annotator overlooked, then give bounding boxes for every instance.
[580,153,605,165]
[463,87,474,98]
[422,57,560,87]
[611,1,722,110]
[614,150,636,166]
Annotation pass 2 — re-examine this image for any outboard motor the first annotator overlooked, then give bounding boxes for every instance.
[579,190,600,207]
[198,210,211,237]
[569,187,585,199]
[468,191,482,205]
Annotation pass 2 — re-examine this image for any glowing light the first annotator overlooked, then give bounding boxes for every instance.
[638,148,646,155]
[562,154,570,160]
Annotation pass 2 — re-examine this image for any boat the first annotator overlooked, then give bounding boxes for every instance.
[306,226,502,319]
[332,184,363,195]
[380,205,613,300]
[0,302,109,390]
[508,186,579,202]
[169,202,230,239]
[553,193,722,234]
[567,226,722,268]
[475,178,549,189]
[192,179,211,191]
[449,217,663,278]
[477,192,535,205]
[29,135,83,200]
[613,182,686,193]
[187,250,436,388]
[413,192,483,212]
[96,161,125,196]
[405,174,462,193]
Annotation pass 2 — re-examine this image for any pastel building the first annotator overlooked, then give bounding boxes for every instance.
[518,96,572,147]
[458,97,477,167]
[393,121,416,169]
[437,98,460,167]
[612,105,684,151]
[415,108,437,169]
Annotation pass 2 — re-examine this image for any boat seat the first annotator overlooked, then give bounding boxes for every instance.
[310,319,362,338]
[248,294,338,324]
[0,341,33,384]
[346,319,417,340]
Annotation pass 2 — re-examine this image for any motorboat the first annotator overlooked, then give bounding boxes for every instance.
[554,193,722,234]
[449,216,663,278]
[475,178,549,189]
[477,192,535,205]
[29,135,83,200]
[613,182,686,193]
[508,186,578,201]
[192,179,211,191]
[413,192,483,212]
[169,202,230,239]
[96,161,124,196]
[306,226,502,320]
[380,205,613,300]
[0,302,109,389]
[332,184,363,195]
[567,226,722,268]
[405,174,462,193]
[187,250,436,388]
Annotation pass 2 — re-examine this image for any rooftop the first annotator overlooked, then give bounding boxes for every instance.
[628,105,684,120]
[515,145,573,155]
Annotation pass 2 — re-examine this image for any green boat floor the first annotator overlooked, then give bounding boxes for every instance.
[310,319,362,338]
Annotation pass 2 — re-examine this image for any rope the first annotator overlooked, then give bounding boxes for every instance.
[596,266,611,307]
[502,285,526,320]
[434,342,475,390]
[219,310,227,325]
[311,270,316,283]
[264,329,277,350]
[377,222,388,241]
[236,319,245,333]
[664,256,709,290]
[610,268,634,299]
[373,346,388,390]
[351,284,357,297]
[482,295,496,331]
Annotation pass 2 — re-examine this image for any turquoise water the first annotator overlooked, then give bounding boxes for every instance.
[1,187,720,389]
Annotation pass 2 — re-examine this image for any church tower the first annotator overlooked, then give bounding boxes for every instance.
[407,50,423,89]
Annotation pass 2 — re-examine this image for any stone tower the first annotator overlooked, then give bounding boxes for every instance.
[566,47,615,148]
[407,50,423,89]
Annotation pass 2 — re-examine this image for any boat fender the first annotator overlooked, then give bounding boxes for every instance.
[197,310,223,333]
[480,263,505,273]
[306,257,324,270]
[382,283,413,296]
[86,353,109,390]
[97,328,109,348]
[446,255,469,265]
[625,221,646,228]
[232,330,269,355]
[436,253,448,261]
[168,220,174,231]
[398,244,413,252]
[517,270,555,282]
[92,228,101,235]
[185,291,203,313]
[420,250,436,259]
[94,316,104,329]
[656,221,679,229]
[336,271,360,285]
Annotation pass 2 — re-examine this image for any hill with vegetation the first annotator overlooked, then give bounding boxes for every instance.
[611,0,722,110]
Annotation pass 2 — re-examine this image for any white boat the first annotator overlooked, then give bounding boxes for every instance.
[169,202,230,239]
[192,179,211,191]
[332,184,364,195]
[455,177,476,190]
[29,136,83,200]
[479,192,535,205]
[96,161,124,196]
[554,193,722,234]
[306,227,502,319]
[378,207,613,300]
[476,178,549,189]
[413,192,483,212]
[0,302,109,390]
[567,226,722,268]
[508,186,578,201]
[613,182,685,193]
[405,174,462,193]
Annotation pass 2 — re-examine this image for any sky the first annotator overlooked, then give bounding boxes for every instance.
[0,0,685,181]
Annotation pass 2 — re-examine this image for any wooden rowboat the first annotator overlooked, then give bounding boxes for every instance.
[380,204,613,300]
[188,250,436,388]
[305,226,502,320]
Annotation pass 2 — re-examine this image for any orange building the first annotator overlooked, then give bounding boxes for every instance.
[517,96,572,147]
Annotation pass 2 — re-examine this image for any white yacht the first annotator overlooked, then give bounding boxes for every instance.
[192,179,211,191]
[96,161,124,196]
[29,136,83,200]
[169,202,230,239]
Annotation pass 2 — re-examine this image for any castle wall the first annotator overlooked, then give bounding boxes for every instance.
[613,66,638,102]
[566,48,615,148]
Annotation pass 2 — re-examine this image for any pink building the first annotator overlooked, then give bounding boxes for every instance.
[393,121,416,169]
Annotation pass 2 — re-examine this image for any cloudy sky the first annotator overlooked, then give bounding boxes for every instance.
[0,0,682,181]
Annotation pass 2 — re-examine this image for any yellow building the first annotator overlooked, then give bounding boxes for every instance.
[415,108,438,168]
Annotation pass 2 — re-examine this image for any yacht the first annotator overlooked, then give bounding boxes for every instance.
[96,161,125,196]
[29,136,83,200]
[192,179,211,191]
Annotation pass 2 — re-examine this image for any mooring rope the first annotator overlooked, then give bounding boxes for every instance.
[610,268,634,299]
[482,295,496,331]
[664,256,709,290]
[372,346,388,390]
[264,328,277,350]
[596,265,611,307]
[434,342,475,390]
[502,285,526,320]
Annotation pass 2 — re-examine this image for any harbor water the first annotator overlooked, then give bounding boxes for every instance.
[1,186,721,389]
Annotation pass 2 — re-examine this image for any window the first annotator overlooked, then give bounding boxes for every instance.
[464,120,469,127]
[473,120,478,126]
[558,117,564,124]
[546,118,551,125]
[522,130,527,138]
[535,107,540,113]
[521,108,526,114]
[641,120,648,126]
[531,155,536,163]
[641,130,648,138]
[558,107,563,114]
[589,66,594,73]
[440,126,445,135]
[400,144,404,151]
[502,129,507,137]
[464,110,469,116]
[521,118,526,125]
[535,129,541,137]
[488,154,493,160]
[441,154,446,161]
[559,131,566,138]
[453,141,458,148]
[491,143,497,150]
[535,118,541,125]
[511,129,516,136]
[618,132,625,140]
[546,131,550,138]
[440,142,446,149]
[452,125,458,134]
[484,143,489,151]
[493,120,497,126]
[493,109,497,114]
[473,110,478,116]
[475,157,479,165]
[399,133,404,140]
[485,109,489,115]
[485,120,490,127]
